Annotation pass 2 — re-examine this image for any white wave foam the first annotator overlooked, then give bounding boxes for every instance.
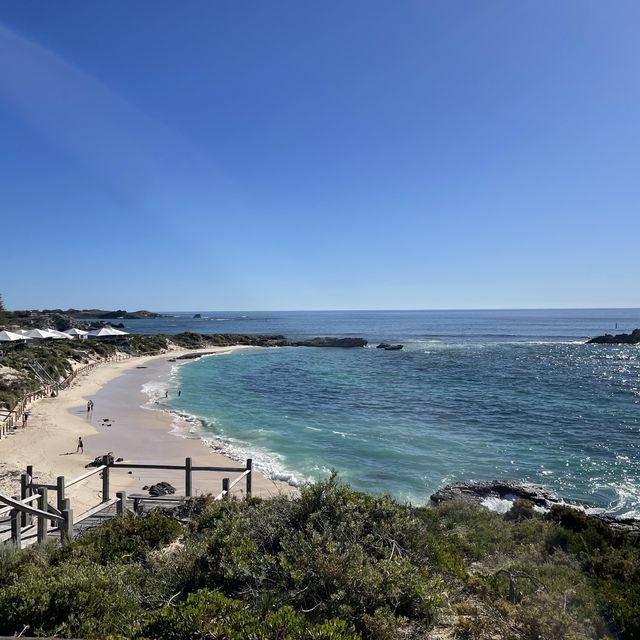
[140,380,169,404]
[481,496,514,514]
[199,434,304,487]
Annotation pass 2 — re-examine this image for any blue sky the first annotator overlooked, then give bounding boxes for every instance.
[1,1,638,311]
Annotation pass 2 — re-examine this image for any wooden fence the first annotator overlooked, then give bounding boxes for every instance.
[0,354,131,438]
[0,456,253,548]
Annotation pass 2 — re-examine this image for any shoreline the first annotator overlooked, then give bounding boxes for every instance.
[0,346,295,512]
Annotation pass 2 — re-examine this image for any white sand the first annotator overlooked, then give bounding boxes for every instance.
[0,346,295,515]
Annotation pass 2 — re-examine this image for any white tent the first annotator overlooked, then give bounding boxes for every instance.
[87,326,129,337]
[45,328,73,339]
[0,330,32,342]
[64,327,89,337]
[23,328,58,339]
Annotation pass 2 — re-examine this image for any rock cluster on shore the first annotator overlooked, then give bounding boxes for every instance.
[587,328,640,344]
[432,479,640,535]
[431,479,560,509]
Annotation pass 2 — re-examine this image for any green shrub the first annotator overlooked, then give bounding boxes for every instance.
[62,511,183,565]
[134,589,359,639]
[0,558,143,638]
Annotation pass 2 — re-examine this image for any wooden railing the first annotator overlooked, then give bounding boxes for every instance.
[0,456,253,548]
[0,354,132,438]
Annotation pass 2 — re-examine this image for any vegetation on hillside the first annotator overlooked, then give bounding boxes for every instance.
[0,475,637,639]
[0,333,283,411]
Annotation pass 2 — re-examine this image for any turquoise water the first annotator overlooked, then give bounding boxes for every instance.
[155,310,640,516]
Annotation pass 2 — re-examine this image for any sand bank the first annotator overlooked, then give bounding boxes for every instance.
[0,346,295,514]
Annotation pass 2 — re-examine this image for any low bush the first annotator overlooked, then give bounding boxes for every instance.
[63,510,184,565]
[135,589,359,640]
[0,557,143,638]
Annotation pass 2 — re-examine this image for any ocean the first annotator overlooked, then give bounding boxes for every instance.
[123,309,640,516]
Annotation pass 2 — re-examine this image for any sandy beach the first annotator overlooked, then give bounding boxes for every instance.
[0,346,295,514]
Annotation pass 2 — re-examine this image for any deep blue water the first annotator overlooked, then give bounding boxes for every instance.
[125,310,640,516]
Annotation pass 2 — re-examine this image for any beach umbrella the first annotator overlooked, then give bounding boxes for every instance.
[0,330,32,342]
[64,327,89,337]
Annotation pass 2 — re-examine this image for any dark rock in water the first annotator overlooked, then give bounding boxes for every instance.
[376,343,403,351]
[431,480,560,509]
[587,328,640,344]
[288,337,367,348]
[148,481,176,497]
[116,457,124,462]
[193,313,202,318]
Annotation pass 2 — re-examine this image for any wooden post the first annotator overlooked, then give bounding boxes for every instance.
[185,457,192,497]
[20,473,30,527]
[37,487,48,544]
[222,477,230,500]
[116,491,126,516]
[101,455,110,502]
[246,459,252,497]
[25,466,33,527]
[61,498,73,542]
[11,509,21,547]
[56,476,65,513]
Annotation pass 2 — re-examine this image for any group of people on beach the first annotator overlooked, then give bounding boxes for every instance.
[86,399,94,413]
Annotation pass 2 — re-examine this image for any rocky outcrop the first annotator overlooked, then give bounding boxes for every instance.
[432,480,640,536]
[70,309,160,319]
[288,337,367,348]
[376,343,403,351]
[147,481,176,497]
[85,453,116,468]
[431,480,559,509]
[587,329,640,344]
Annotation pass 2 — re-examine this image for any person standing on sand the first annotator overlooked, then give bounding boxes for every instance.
[22,413,28,427]
[77,437,83,453]
[87,401,91,413]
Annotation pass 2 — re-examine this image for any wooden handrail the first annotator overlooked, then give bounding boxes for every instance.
[0,492,42,517]
[0,494,63,522]
[65,465,106,489]
[109,462,246,472]
[227,469,250,491]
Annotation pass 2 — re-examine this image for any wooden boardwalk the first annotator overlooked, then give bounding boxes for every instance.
[0,456,251,549]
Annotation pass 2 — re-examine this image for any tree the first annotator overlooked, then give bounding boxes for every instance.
[0,293,7,327]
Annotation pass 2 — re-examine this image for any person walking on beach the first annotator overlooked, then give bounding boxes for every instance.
[87,401,91,413]
[89,399,94,411]
[77,437,84,453]
[22,412,28,427]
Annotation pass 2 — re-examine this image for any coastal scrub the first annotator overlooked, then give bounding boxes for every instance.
[0,476,637,639]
